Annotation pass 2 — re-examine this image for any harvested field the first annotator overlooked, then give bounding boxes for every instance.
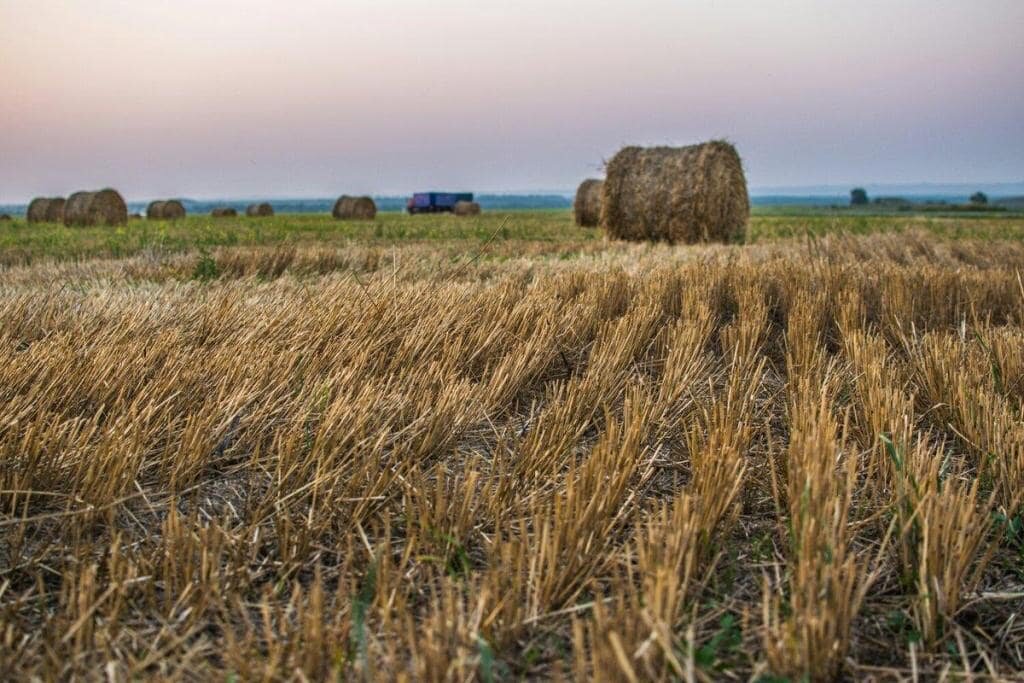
[1,214,1024,680]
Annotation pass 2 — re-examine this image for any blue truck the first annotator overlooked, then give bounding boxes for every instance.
[407,192,474,214]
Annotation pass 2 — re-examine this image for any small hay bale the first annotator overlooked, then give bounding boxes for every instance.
[602,140,749,244]
[147,199,186,220]
[246,202,274,217]
[146,201,166,219]
[64,189,128,227]
[27,197,65,223]
[211,207,238,218]
[0,214,11,221]
[573,179,603,227]
[453,200,481,216]
[332,195,376,220]
[129,213,143,220]
[27,198,49,223]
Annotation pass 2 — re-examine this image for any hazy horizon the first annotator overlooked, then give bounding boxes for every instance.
[2,0,1022,204]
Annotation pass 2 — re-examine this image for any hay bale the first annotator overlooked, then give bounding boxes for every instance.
[211,207,238,218]
[0,214,11,221]
[129,213,143,220]
[45,197,66,223]
[602,140,749,244]
[332,195,376,220]
[147,201,166,219]
[453,200,481,216]
[64,189,128,227]
[573,179,603,227]
[246,202,274,217]
[27,197,65,223]
[147,199,186,220]
[332,195,354,218]
[27,198,49,223]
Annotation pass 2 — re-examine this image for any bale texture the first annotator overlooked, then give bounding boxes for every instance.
[45,198,67,223]
[64,189,128,227]
[246,203,274,217]
[27,197,66,223]
[147,200,186,220]
[27,198,50,223]
[332,195,376,220]
[574,179,603,227]
[211,207,238,218]
[602,140,749,243]
[453,200,481,217]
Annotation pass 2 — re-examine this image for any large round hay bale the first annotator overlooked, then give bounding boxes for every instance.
[147,199,186,220]
[453,200,481,216]
[573,179,603,227]
[27,197,65,223]
[332,195,376,220]
[602,141,749,244]
[211,207,238,218]
[64,189,128,227]
[246,202,274,217]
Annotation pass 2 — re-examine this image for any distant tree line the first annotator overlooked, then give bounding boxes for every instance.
[850,188,992,209]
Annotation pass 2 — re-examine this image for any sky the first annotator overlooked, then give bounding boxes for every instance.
[1,0,1022,202]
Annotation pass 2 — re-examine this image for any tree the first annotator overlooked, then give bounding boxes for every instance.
[969,191,988,205]
[850,188,869,206]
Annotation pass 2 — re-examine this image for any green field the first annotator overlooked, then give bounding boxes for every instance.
[2,209,1023,266]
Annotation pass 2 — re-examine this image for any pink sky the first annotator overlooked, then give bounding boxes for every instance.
[2,0,1022,202]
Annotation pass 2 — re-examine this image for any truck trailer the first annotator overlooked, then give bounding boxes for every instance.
[407,192,474,214]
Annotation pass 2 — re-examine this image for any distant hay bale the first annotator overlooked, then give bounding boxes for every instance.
[453,200,481,216]
[45,198,66,223]
[27,198,49,223]
[602,140,749,244]
[27,197,66,223]
[332,195,376,220]
[574,179,603,227]
[211,207,238,218]
[246,202,274,217]
[63,189,128,227]
[147,199,186,220]
[0,214,11,221]
[129,213,143,220]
